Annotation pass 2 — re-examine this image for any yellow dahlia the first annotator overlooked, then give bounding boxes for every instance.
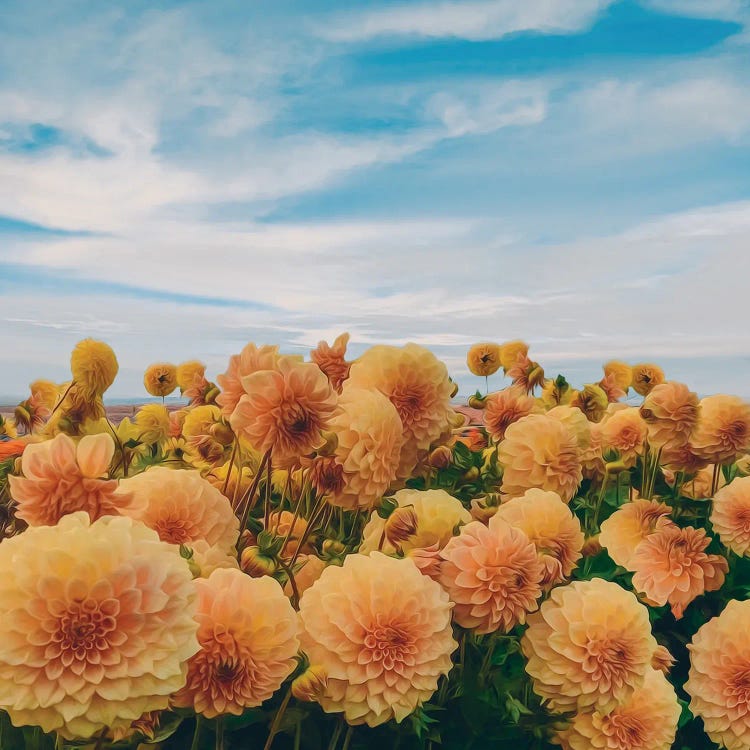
[439,515,544,633]
[603,360,633,392]
[556,667,680,750]
[173,569,298,717]
[711,477,750,556]
[467,342,502,377]
[298,552,456,726]
[359,488,471,554]
[600,408,647,469]
[571,384,609,423]
[483,385,540,443]
[686,599,750,750]
[176,360,206,391]
[143,363,178,398]
[0,512,198,739]
[522,578,657,712]
[134,403,171,445]
[692,395,750,465]
[311,332,352,393]
[494,488,584,588]
[328,385,404,509]
[182,404,234,467]
[548,404,592,450]
[640,381,699,449]
[29,379,60,410]
[498,413,582,503]
[499,339,529,372]
[70,339,119,398]
[631,363,665,397]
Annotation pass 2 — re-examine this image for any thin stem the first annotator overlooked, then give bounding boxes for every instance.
[279,474,309,558]
[377,529,386,552]
[222,439,239,496]
[263,452,273,531]
[190,716,203,750]
[263,688,293,750]
[711,462,722,497]
[237,448,272,528]
[279,558,301,608]
[215,716,225,750]
[592,470,610,533]
[47,381,75,422]
[288,494,327,569]
[93,727,108,750]
[294,721,302,750]
[327,719,344,750]
[341,725,354,750]
[104,417,127,477]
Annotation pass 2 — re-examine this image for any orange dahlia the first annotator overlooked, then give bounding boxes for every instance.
[499,340,529,372]
[639,381,699,449]
[230,356,337,465]
[522,578,657,712]
[631,363,665,397]
[600,407,647,468]
[439,515,544,633]
[0,512,199,739]
[494,488,584,588]
[143,363,177,398]
[686,599,750,750]
[692,395,750,465]
[467,342,502,377]
[311,332,352,393]
[483,385,539,443]
[711,477,750,556]
[630,524,727,619]
[215,343,282,420]
[497,413,582,503]
[548,404,592,450]
[173,569,298,717]
[8,432,134,526]
[298,552,456,726]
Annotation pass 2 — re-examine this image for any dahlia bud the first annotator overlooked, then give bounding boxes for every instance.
[604,459,629,475]
[204,385,220,404]
[449,411,468,429]
[238,528,256,552]
[322,539,346,557]
[257,529,285,557]
[384,506,418,547]
[468,394,486,410]
[449,379,459,398]
[376,496,399,519]
[651,645,676,675]
[582,535,602,557]
[209,421,235,446]
[429,445,453,469]
[240,546,277,577]
[463,466,480,481]
[291,665,328,702]
[316,431,339,457]
[179,544,201,578]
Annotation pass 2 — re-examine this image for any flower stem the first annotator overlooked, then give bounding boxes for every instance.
[215,716,225,750]
[237,448,272,527]
[263,688,293,750]
[222,438,239,496]
[47,381,75,422]
[278,558,301,608]
[327,719,344,750]
[341,726,354,750]
[190,716,203,750]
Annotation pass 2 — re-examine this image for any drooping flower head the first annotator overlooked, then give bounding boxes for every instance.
[686,599,750,750]
[173,569,298,717]
[498,413,582,503]
[507,354,545,395]
[711,477,750,556]
[298,553,456,726]
[495,488,584,588]
[522,578,658,712]
[483,385,540,443]
[8,432,135,526]
[467,343,502,377]
[311,332,352,393]
[29,379,60,410]
[143,363,178,398]
[70,339,119,398]
[182,405,234,467]
[631,363,665,397]
[639,381,699,449]
[692,395,750,465]
[0,512,199,739]
[215,343,282,420]
[439,515,544,634]
[571,384,609,423]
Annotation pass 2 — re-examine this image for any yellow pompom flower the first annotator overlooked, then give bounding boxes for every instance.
[603,360,633,392]
[70,339,119,397]
[176,360,206,391]
[29,379,60,410]
[631,363,665,397]
[135,404,172,444]
[499,340,529,372]
[467,343,502,377]
[144,363,178,398]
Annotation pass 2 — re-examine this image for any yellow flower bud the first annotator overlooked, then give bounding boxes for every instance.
[384,506,418,547]
[240,546,277,577]
[291,665,328,702]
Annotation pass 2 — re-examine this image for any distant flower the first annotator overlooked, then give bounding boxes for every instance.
[598,370,627,402]
[143,363,178,398]
[29,379,60,410]
[483,385,539,443]
[571,383,609,423]
[311,332,352,393]
[467,342,502,377]
[507,354,545,395]
[631,363,665,397]
[176,360,207,392]
[640,381,699,449]
[134,403,171,444]
[692,395,750,465]
[603,360,633,393]
[182,405,234,467]
[70,339,119,398]
[499,340,529,373]
[711,477,750,556]
[216,343,283,420]
[299,553,456,726]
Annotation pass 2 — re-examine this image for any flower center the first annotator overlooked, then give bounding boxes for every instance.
[51,598,119,663]
[363,624,416,671]
[602,712,646,748]
[583,637,633,683]
[390,387,425,426]
[154,516,191,544]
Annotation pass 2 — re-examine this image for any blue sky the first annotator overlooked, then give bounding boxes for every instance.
[1,0,749,400]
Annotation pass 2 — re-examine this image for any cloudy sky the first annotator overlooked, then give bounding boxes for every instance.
[1,0,749,401]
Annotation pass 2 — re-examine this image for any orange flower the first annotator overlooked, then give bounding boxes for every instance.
[119,466,239,553]
[143,363,177,398]
[507,354,545,395]
[556,667,680,750]
[711,477,750,556]
[483,385,539,443]
[580,421,606,480]
[600,407,647,468]
[230,357,337,465]
[495,489,584,588]
[268,510,308,556]
[692,395,750,465]
[466,342,502,377]
[311,332,352,393]
[0,512,199,739]
[8,433,134,526]
[664,464,724,499]
[598,371,627,403]
[498,414,582,503]
[686,599,750,750]
[298,553,456,726]
[599,498,673,569]
[631,363,665,397]
[603,360,633,392]
[499,340,529,372]
[440,516,544,634]
[174,569,298,717]
[0,438,26,462]
[522,578,657,712]
[630,525,727,619]
[215,343,281,420]
[328,385,404,509]
[661,440,709,474]
[639,381,699,449]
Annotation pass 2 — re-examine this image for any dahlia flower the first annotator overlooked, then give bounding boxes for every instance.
[143,363,178,398]
[494,488,584,588]
[188,540,241,578]
[499,340,529,372]
[631,363,665,397]
[216,343,283,420]
[498,413,582,503]
[70,339,118,398]
[328,385,404,509]
[692,395,750,465]
[522,578,657,712]
[284,554,327,599]
[686,599,750,750]
[599,498,673,569]
[173,569,298,717]
[182,405,233,467]
[507,354,545,395]
[440,515,544,633]
[176,360,206,391]
[29,379,60,410]
[639,381,699,449]
[119,466,239,553]
[467,342,502,377]
[556,667,680,750]
[711,477,750,556]
[298,553,456,726]
[548,404,592,450]
[8,432,135,526]
[359,488,471,554]
[483,385,539,443]
[603,361,632,392]
[600,407,647,468]
[134,403,171,444]
[630,524,727,619]
[311,332,352,393]
[0,512,199,739]
[571,384,609,423]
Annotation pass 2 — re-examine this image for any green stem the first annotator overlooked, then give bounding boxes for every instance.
[263,688,293,750]
[237,448,272,529]
[263,452,273,532]
[327,719,344,750]
[215,716,225,750]
[47,381,75,422]
[190,716,203,750]
[592,470,609,533]
[222,438,239,496]
[294,721,302,750]
[341,726,354,750]
[278,558,301,608]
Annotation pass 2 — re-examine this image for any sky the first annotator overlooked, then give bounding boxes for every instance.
[1,0,749,401]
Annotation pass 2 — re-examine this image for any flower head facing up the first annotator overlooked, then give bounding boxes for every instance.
[603,361,633,393]
[692,395,750,465]
[298,553,456,726]
[176,360,207,392]
[498,413,582,503]
[174,569,298,717]
[631,363,665,397]
[522,578,657,712]
[0,512,199,739]
[8,432,135,526]
[134,403,171,445]
[630,524,727,619]
[600,408,647,468]
[499,340,529,372]
[143,363,178,398]
[439,515,544,634]
[711,477,750,556]
[483,385,540,443]
[70,339,118,398]
[230,357,337,466]
[467,342,502,377]
[686,599,750,750]
[311,332,352,393]
[639,381,699,450]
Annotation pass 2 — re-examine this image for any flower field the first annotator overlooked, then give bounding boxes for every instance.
[1,337,749,750]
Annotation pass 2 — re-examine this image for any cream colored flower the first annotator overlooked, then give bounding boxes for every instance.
[692,395,750,465]
[639,381,699,449]
[483,385,540,443]
[600,407,647,468]
[711,477,750,556]
[134,403,171,444]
